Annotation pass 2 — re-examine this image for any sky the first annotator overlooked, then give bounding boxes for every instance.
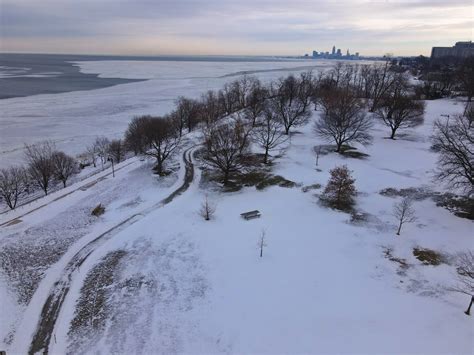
[0,0,472,57]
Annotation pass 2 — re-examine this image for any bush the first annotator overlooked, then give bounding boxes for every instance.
[321,165,356,211]
[413,248,445,266]
[91,204,105,216]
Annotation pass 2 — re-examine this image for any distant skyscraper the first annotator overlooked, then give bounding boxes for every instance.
[332,46,336,55]
[346,49,350,56]
[336,48,342,56]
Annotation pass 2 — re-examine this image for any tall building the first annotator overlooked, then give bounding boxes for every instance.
[332,46,336,55]
[431,41,474,59]
[346,49,350,56]
[336,48,342,56]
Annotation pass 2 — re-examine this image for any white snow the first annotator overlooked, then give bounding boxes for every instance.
[0,59,472,354]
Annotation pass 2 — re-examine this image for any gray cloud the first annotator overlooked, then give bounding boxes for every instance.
[0,0,471,55]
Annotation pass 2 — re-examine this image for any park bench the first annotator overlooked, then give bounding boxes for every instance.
[240,210,261,220]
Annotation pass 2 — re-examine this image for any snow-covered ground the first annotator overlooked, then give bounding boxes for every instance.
[0,60,472,354]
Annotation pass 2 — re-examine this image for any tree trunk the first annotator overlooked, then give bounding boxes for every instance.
[264,147,269,164]
[465,296,473,315]
[223,170,229,185]
[396,221,402,235]
[390,127,397,139]
[63,180,67,188]
[335,141,342,153]
[156,158,163,175]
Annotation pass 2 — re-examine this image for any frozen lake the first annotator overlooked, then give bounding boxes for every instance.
[0,56,366,166]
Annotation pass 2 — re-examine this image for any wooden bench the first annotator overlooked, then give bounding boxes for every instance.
[240,210,261,220]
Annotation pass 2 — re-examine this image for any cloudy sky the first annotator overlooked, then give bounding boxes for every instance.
[0,0,472,56]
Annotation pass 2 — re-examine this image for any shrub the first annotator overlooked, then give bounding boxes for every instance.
[321,165,356,211]
[91,204,105,216]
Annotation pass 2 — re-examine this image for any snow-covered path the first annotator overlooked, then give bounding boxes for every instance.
[12,146,196,354]
[0,158,139,226]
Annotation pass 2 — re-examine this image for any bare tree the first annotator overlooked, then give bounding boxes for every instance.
[86,144,98,167]
[94,137,110,170]
[258,229,267,258]
[457,57,474,102]
[200,90,224,126]
[366,61,397,112]
[271,72,313,135]
[144,117,181,175]
[52,151,77,188]
[252,106,287,164]
[314,88,372,152]
[25,141,55,196]
[199,195,216,221]
[314,145,322,166]
[203,120,249,185]
[124,115,151,155]
[393,197,417,235]
[235,76,260,109]
[125,116,181,174]
[449,251,474,315]
[173,96,200,134]
[432,114,474,194]
[0,166,27,209]
[108,139,124,163]
[218,81,240,115]
[450,251,474,296]
[464,102,473,128]
[375,95,425,139]
[321,165,357,210]
[242,79,268,126]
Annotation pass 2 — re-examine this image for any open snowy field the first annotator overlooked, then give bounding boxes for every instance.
[0,58,374,167]
[0,89,472,353]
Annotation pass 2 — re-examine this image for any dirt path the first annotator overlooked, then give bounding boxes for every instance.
[28,147,195,354]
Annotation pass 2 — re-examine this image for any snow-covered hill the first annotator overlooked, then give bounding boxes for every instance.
[1,94,472,353]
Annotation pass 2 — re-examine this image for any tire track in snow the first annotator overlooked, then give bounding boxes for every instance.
[27,146,195,355]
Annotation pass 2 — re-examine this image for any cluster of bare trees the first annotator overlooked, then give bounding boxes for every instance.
[122,63,430,185]
[200,73,316,184]
[0,136,129,210]
[0,141,78,209]
[122,73,315,184]
[312,61,426,148]
[432,114,474,195]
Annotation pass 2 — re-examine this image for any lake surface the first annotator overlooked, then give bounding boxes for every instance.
[0,55,335,167]
[0,53,300,99]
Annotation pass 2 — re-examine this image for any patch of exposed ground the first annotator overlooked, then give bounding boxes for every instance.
[383,248,410,276]
[0,204,97,305]
[67,250,127,354]
[66,237,208,354]
[379,187,434,200]
[413,247,448,266]
[199,157,298,193]
[314,144,370,160]
[380,187,474,220]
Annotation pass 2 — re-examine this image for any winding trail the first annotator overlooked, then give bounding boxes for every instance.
[27,146,195,354]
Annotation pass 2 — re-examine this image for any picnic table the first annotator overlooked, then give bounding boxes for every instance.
[240,210,261,220]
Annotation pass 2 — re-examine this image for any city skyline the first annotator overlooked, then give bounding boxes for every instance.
[1,0,472,56]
